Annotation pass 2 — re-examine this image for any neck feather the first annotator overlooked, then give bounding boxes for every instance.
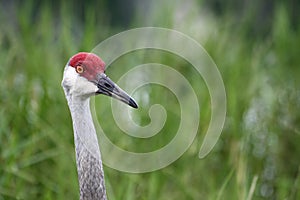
[68,96,107,200]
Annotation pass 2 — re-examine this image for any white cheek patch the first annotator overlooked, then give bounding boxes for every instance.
[62,66,77,88]
[74,76,98,96]
[62,65,98,97]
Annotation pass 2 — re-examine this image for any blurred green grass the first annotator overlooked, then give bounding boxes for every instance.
[0,0,300,199]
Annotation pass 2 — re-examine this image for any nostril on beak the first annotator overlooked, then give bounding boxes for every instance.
[104,83,111,88]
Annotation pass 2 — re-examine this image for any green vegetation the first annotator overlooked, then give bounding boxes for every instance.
[0,1,299,199]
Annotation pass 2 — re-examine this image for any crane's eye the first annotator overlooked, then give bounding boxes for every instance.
[76,65,84,74]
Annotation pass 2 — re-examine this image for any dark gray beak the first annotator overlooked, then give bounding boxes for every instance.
[95,73,138,108]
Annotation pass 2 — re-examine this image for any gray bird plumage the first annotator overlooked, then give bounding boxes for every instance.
[67,94,107,200]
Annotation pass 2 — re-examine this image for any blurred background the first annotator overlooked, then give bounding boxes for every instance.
[0,0,300,199]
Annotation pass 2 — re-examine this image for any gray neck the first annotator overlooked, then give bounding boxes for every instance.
[68,96,107,200]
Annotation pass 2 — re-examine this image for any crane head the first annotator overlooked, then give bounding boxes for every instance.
[62,52,138,108]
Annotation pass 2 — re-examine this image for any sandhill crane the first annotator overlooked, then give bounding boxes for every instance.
[61,52,138,200]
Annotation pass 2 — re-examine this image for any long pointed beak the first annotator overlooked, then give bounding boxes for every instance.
[95,73,138,108]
